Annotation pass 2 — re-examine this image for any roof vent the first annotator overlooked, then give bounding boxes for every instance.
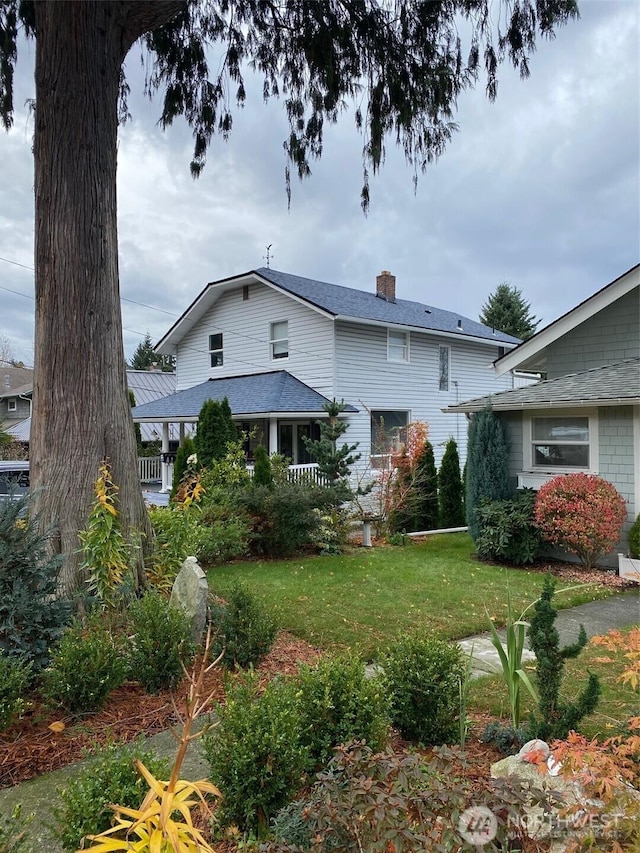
[376,270,396,303]
[457,319,463,330]
[3,374,10,389]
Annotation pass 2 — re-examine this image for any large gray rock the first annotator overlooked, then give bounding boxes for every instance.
[169,556,208,644]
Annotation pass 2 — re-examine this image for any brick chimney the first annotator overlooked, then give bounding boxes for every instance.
[376,270,396,303]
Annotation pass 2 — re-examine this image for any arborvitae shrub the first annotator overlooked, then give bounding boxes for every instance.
[53,740,169,851]
[295,654,389,769]
[209,581,278,669]
[382,631,465,745]
[465,407,510,541]
[0,493,70,670]
[41,617,129,712]
[413,439,439,531]
[194,396,236,469]
[171,435,195,498]
[252,444,273,487]
[127,591,195,692]
[438,437,465,528]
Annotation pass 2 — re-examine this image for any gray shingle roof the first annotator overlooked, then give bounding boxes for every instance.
[131,371,357,420]
[257,268,520,344]
[444,358,640,412]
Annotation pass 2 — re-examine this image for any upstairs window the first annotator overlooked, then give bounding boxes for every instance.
[388,329,409,362]
[7,399,16,412]
[270,321,289,360]
[209,333,223,367]
[439,345,450,391]
[530,415,590,469]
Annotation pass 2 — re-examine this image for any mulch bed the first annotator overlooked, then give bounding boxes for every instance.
[0,561,631,790]
[0,632,323,790]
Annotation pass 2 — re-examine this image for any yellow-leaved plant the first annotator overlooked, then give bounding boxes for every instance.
[80,629,222,853]
[79,461,133,609]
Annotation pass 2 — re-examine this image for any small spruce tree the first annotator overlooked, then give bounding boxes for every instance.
[438,438,465,528]
[527,576,600,742]
[252,445,273,488]
[302,400,361,506]
[465,407,510,541]
[171,436,196,498]
[195,397,237,469]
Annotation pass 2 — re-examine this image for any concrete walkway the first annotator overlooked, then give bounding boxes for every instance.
[1,590,637,852]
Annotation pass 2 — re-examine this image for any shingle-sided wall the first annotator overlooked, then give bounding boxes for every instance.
[545,288,640,379]
[599,406,636,539]
[175,283,335,396]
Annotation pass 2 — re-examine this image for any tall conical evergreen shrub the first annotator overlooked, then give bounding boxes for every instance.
[171,436,196,498]
[465,407,510,541]
[413,440,439,531]
[252,445,273,487]
[438,438,465,528]
[302,399,361,506]
[195,397,237,469]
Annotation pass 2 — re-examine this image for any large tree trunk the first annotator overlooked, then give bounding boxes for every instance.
[31,1,183,598]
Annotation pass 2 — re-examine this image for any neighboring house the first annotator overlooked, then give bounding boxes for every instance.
[3,369,178,446]
[0,367,34,435]
[131,267,521,487]
[444,263,640,565]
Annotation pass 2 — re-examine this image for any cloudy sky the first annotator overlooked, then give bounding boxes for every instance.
[1,0,638,368]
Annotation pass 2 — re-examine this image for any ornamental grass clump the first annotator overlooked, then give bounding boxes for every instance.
[534,473,627,569]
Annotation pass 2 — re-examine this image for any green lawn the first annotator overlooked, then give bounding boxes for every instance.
[469,628,639,739]
[205,533,616,658]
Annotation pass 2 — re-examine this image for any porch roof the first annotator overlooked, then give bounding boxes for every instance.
[131,370,358,423]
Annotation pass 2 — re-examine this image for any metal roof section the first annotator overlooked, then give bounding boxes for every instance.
[156,268,521,353]
[126,370,177,406]
[493,263,640,377]
[131,370,358,422]
[443,358,640,413]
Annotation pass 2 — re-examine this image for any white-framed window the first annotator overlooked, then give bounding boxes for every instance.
[208,333,223,367]
[439,345,450,391]
[7,399,16,412]
[270,321,289,360]
[370,410,410,458]
[524,412,597,472]
[387,328,409,362]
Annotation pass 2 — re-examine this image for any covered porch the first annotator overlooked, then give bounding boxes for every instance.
[130,370,357,491]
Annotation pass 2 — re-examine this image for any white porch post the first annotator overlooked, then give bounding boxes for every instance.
[269,417,278,454]
[160,422,170,492]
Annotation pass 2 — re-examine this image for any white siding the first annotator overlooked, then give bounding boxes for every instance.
[175,283,335,395]
[334,321,515,468]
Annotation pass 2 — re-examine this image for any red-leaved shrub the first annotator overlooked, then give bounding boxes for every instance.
[534,473,627,569]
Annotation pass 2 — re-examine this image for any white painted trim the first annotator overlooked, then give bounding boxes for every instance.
[522,409,598,474]
[387,328,410,362]
[494,264,640,377]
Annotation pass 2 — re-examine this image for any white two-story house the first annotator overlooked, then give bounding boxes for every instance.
[131,268,521,487]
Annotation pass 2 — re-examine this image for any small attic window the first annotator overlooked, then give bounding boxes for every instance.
[8,399,16,412]
[242,285,249,301]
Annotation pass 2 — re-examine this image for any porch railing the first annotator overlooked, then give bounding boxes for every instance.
[138,456,162,483]
[247,462,327,485]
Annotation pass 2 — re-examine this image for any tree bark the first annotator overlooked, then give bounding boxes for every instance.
[31,1,183,597]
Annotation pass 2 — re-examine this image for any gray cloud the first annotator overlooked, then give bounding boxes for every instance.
[0,1,637,367]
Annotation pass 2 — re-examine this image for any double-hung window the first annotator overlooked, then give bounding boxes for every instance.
[529,414,592,470]
[270,321,289,360]
[370,410,409,457]
[388,329,409,362]
[209,333,223,367]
